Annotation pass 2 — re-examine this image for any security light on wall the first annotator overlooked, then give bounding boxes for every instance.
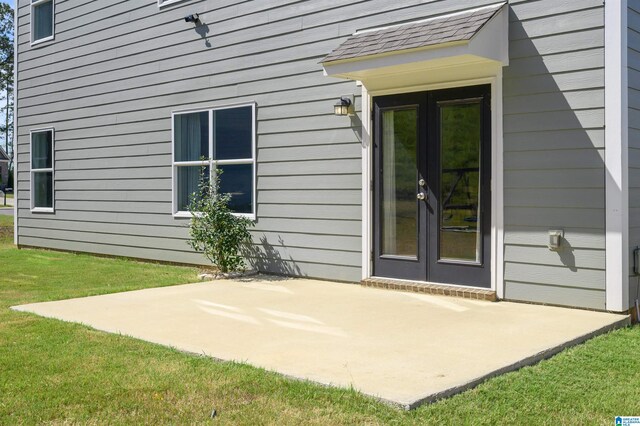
[184,13,200,23]
[334,95,355,116]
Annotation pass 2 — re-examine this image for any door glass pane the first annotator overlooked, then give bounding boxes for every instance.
[174,111,209,162]
[381,108,418,258]
[177,166,209,211]
[218,164,253,214]
[33,171,53,208]
[439,101,482,263]
[214,106,253,160]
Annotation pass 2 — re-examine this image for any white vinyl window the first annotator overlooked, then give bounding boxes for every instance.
[30,128,54,212]
[172,103,256,218]
[31,0,54,45]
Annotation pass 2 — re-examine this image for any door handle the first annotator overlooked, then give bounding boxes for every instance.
[417,192,426,201]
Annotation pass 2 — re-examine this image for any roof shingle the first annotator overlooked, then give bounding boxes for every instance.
[322,2,505,64]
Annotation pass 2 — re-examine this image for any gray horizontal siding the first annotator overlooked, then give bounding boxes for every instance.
[16,0,495,282]
[505,226,605,249]
[505,263,605,290]
[504,89,604,115]
[505,169,603,188]
[503,0,605,309]
[505,245,605,269]
[18,235,361,281]
[16,0,608,293]
[505,207,604,229]
[504,129,604,152]
[504,281,605,311]
[18,236,206,265]
[629,1,640,308]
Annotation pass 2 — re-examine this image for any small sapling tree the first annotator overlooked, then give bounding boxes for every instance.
[187,168,254,274]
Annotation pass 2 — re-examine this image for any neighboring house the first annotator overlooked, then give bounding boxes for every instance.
[13,0,640,314]
[0,146,8,188]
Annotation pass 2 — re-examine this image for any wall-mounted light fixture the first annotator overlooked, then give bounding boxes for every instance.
[185,13,200,23]
[334,95,354,116]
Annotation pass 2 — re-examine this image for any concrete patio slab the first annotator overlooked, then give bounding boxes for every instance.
[12,277,629,409]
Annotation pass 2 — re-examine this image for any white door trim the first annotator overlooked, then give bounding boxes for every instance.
[361,83,373,281]
[360,71,504,297]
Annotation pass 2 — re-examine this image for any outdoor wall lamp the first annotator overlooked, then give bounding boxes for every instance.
[334,95,354,116]
[184,13,200,23]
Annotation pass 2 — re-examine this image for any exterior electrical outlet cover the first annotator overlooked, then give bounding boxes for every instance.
[548,230,564,250]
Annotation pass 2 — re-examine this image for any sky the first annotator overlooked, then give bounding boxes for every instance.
[2,1,13,7]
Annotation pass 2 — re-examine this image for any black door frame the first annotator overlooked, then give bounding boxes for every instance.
[372,92,428,281]
[372,84,492,288]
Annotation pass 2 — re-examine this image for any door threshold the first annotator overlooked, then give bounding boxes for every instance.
[361,277,496,301]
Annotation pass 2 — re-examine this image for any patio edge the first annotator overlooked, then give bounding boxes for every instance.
[401,315,631,410]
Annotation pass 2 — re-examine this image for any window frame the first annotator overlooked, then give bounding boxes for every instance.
[157,0,191,8]
[30,127,55,213]
[171,102,257,220]
[30,0,55,46]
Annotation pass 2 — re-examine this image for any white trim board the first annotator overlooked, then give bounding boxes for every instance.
[605,0,629,312]
[361,83,372,280]
[13,4,18,244]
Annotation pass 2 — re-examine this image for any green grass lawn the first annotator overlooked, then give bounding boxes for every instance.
[1,216,639,424]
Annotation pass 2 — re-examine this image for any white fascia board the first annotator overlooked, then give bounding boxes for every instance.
[468,4,509,66]
[605,0,629,312]
[323,42,471,79]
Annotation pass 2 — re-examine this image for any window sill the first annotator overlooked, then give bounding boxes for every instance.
[158,0,191,8]
[31,207,54,213]
[173,211,256,221]
[173,211,193,219]
[31,35,55,47]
